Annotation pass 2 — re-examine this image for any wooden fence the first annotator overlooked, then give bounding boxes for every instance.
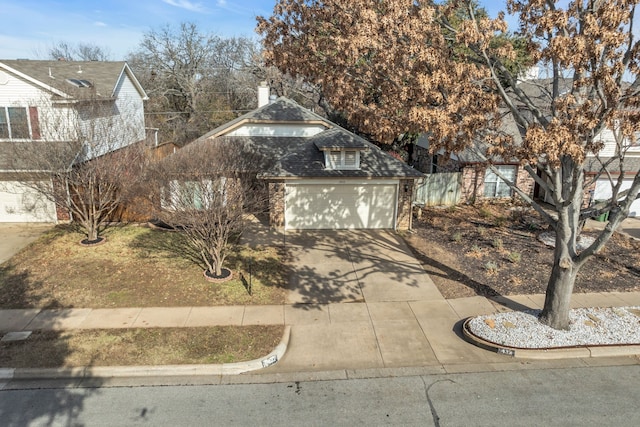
[413,172,462,207]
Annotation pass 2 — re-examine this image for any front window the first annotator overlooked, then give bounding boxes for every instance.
[164,178,227,210]
[325,150,360,170]
[484,165,516,198]
[0,106,39,139]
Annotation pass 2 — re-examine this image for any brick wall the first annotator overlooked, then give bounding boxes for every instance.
[397,179,414,230]
[268,180,285,228]
[461,164,535,203]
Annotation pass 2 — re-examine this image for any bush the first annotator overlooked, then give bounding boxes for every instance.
[451,232,462,242]
[492,238,503,249]
[484,261,499,274]
[508,251,521,263]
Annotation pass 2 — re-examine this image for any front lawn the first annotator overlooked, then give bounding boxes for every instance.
[0,225,288,309]
[0,325,284,368]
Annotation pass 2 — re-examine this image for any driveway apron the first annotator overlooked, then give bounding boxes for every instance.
[273,230,496,372]
[0,223,53,265]
[284,230,444,304]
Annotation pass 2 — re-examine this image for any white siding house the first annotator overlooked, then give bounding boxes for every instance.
[589,128,640,217]
[0,60,147,222]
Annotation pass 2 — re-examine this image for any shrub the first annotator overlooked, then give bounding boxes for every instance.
[484,261,499,274]
[451,232,462,242]
[492,238,504,249]
[478,207,492,219]
[494,216,507,227]
[508,252,521,263]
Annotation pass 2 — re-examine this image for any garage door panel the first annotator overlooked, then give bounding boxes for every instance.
[285,183,397,229]
[594,178,640,217]
[0,181,57,222]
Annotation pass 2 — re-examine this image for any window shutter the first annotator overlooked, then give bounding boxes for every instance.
[29,107,41,140]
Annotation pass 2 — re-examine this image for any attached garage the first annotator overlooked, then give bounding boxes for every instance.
[284,180,398,229]
[0,181,57,222]
[594,178,640,217]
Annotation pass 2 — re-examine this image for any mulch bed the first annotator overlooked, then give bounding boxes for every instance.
[404,202,640,299]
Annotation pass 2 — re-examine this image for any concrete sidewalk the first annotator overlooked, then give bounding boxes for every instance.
[2,290,640,375]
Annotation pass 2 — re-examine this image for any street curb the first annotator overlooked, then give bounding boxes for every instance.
[461,318,640,359]
[0,325,290,380]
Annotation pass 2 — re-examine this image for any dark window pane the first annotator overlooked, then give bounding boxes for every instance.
[8,107,29,138]
[0,109,8,138]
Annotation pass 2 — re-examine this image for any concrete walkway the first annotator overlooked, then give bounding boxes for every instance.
[2,291,640,375]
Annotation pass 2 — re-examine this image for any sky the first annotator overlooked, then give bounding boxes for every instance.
[0,1,515,61]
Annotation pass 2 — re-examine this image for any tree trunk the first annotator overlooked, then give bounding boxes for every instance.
[539,259,578,330]
[87,221,99,241]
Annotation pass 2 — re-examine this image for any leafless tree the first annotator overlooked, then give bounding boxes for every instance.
[127,23,262,146]
[148,139,268,278]
[11,98,148,243]
[42,41,113,61]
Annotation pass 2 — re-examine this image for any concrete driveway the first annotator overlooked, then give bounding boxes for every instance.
[284,230,444,304]
[0,223,53,265]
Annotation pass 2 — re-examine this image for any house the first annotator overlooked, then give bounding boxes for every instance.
[412,134,535,205]
[0,59,148,222]
[182,93,424,230]
[584,130,640,217]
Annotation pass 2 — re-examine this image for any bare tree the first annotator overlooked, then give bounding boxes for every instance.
[148,139,268,278]
[258,0,640,329]
[44,41,113,61]
[127,23,262,145]
[11,98,147,243]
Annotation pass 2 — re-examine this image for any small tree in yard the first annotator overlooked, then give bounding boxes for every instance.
[12,98,147,243]
[150,140,268,278]
[258,0,640,329]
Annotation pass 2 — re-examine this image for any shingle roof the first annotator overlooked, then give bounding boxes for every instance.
[197,97,330,140]
[584,156,640,174]
[183,97,424,178]
[0,60,145,100]
[186,97,423,180]
[312,128,370,151]
[210,135,423,179]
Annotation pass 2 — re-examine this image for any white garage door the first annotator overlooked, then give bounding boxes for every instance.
[285,181,398,229]
[594,178,640,217]
[0,181,57,222]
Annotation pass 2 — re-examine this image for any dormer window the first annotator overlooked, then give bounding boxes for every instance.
[326,150,360,170]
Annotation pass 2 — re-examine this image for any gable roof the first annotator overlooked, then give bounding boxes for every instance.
[0,60,148,101]
[188,97,423,180]
[198,97,331,140]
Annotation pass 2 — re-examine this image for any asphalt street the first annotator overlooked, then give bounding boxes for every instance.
[1,365,639,426]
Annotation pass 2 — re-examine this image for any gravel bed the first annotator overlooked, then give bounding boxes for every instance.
[467,307,640,349]
[537,232,596,251]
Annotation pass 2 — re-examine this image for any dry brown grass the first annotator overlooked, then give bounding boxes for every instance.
[0,225,287,309]
[0,326,284,368]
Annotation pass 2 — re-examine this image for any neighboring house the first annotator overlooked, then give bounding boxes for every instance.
[179,95,424,230]
[0,59,148,222]
[412,135,535,204]
[584,130,640,217]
